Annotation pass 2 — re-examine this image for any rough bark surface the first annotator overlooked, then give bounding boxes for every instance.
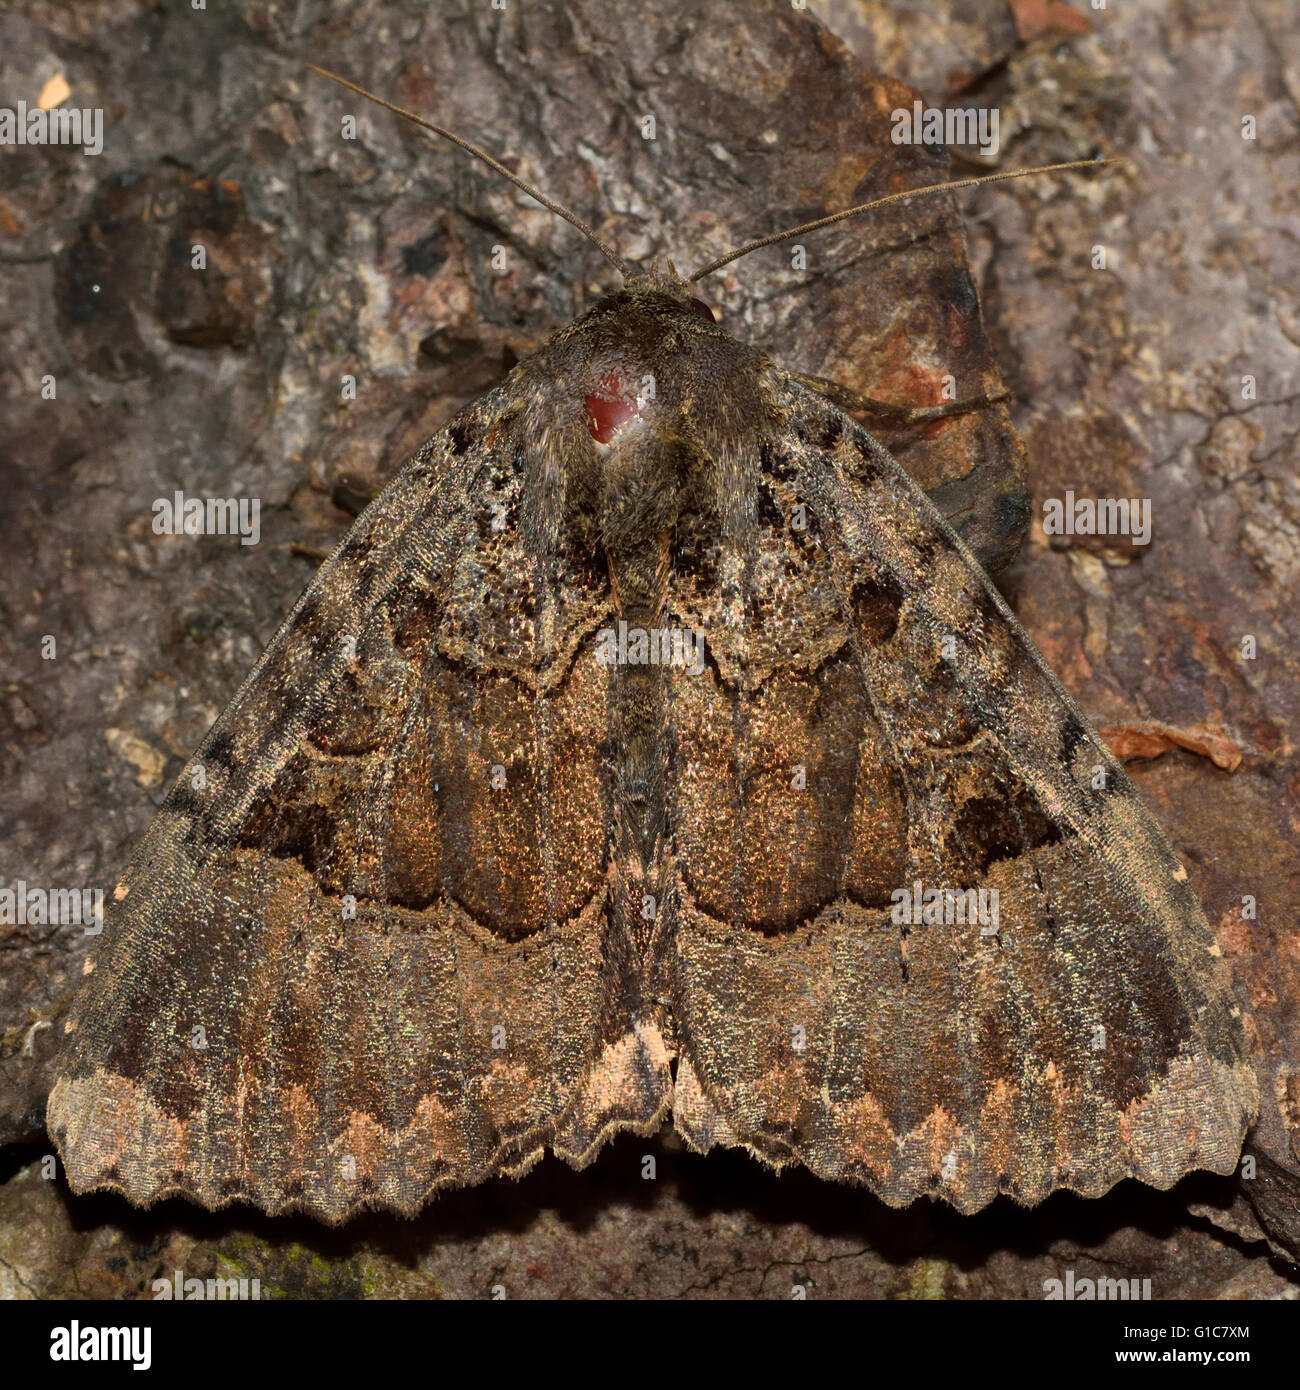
[1,0,1296,1296]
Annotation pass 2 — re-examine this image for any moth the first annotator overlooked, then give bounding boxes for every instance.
[48,67,1256,1222]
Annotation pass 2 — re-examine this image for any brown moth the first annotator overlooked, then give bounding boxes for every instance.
[48,69,1256,1223]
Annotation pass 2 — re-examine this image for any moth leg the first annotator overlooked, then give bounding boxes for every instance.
[786,369,1007,424]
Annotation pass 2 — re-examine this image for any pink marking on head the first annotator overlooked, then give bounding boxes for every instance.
[585,369,646,444]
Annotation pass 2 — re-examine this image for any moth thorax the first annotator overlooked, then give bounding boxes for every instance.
[585,367,654,447]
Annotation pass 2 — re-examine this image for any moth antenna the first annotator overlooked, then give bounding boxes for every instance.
[307,63,632,280]
[687,157,1120,283]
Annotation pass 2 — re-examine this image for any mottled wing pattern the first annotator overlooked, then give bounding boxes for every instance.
[665,373,1257,1211]
[48,387,669,1222]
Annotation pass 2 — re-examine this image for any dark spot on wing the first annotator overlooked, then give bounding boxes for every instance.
[762,439,799,484]
[946,778,1062,877]
[849,431,886,485]
[1102,766,1136,799]
[204,728,235,771]
[757,484,785,532]
[448,419,475,456]
[807,410,843,451]
[169,777,204,820]
[671,522,720,586]
[849,570,904,645]
[240,784,338,875]
[1061,714,1092,762]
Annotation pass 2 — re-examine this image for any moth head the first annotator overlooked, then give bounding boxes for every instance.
[577,266,738,448]
[621,259,716,324]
